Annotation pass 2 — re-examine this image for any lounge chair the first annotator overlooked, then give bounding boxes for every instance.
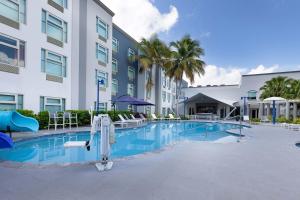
[288,124,300,131]
[113,120,128,128]
[151,113,165,120]
[123,114,130,120]
[130,114,145,123]
[169,114,180,120]
[139,113,148,121]
[243,115,250,124]
[118,114,141,125]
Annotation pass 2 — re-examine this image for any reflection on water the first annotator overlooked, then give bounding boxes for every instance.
[0,122,240,164]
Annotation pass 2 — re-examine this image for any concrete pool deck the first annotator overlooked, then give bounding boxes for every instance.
[1,125,300,200]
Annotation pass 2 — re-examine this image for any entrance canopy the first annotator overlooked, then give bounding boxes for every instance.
[184,93,236,107]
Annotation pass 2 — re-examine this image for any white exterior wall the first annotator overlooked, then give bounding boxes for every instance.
[0,0,72,113]
[85,0,112,110]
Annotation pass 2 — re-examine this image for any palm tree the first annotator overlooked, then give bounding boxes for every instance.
[288,79,300,99]
[165,35,205,115]
[132,36,171,114]
[259,76,293,100]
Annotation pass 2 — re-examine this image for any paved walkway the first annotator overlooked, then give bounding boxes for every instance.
[1,125,300,200]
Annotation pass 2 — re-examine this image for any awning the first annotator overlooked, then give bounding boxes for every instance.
[184,93,236,107]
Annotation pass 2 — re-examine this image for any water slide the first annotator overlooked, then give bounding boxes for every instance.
[0,111,39,132]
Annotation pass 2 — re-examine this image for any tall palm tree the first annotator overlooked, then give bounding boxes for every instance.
[259,76,293,100]
[132,36,171,114]
[288,79,300,99]
[165,35,205,115]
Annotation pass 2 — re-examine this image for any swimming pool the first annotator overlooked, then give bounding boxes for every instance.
[0,121,244,164]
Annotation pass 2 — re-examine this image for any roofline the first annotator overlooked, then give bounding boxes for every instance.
[183,84,239,89]
[93,0,115,17]
[242,70,300,77]
[113,23,138,44]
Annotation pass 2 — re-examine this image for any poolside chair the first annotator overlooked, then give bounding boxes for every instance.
[288,124,300,131]
[243,115,250,124]
[113,120,128,128]
[48,112,64,130]
[151,113,163,120]
[139,113,148,121]
[123,114,131,120]
[169,114,181,120]
[118,114,141,125]
[130,114,145,123]
[63,112,78,129]
[261,116,270,123]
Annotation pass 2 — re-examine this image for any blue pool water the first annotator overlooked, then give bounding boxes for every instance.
[0,122,243,164]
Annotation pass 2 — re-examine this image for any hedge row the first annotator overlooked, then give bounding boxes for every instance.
[16,110,133,130]
[250,116,300,124]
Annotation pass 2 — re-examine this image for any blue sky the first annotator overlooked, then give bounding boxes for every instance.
[155,0,300,71]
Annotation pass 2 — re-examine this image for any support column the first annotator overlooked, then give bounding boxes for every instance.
[226,106,230,117]
[276,103,280,118]
[266,103,270,117]
[293,102,298,120]
[258,103,263,119]
[285,101,290,120]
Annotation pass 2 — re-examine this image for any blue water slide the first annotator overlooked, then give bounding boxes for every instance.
[0,111,39,132]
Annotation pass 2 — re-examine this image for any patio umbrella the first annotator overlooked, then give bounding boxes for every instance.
[0,132,13,149]
[263,97,286,124]
[131,99,155,106]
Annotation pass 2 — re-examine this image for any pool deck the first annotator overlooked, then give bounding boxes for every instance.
[1,124,300,200]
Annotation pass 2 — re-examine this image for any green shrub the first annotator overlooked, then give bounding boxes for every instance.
[36,111,49,129]
[250,118,260,123]
[16,109,35,118]
[276,116,291,123]
[293,118,300,124]
[67,110,91,126]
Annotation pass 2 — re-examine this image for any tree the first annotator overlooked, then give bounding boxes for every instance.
[259,76,293,100]
[287,79,300,99]
[165,35,205,115]
[132,36,171,114]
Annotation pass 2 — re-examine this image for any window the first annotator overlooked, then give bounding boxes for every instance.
[168,79,171,90]
[145,106,151,115]
[248,90,257,100]
[167,93,170,103]
[172,82,176,93]
[162,91,166,102]
[42,10,68,43]
[96,43,108,64]
[112,58,118,73]
[112,79,118,95]
[96,17,108,40]
[128,66,135,81]
[127,83,134,97]
[0,33,25,67]
[128,48,135,57]
[172,95,175,104]
[112,37,119,52]
[146,89,151,99]
[40,96,65,113]
[95,69,108,88]
[162,108,166,116]
[41,49,66,77]
[0,93,23,110]
[0,0,26,24]
[94,102,107,111]
[52,0,68,8]
[128,104,133,112]
[162,74,166,88]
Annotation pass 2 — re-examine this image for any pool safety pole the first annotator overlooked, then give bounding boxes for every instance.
[95,115,113,172]
[272,100,276,125]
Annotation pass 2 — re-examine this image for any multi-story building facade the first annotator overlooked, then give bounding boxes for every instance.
[111,24,138,111]
[72,0,113,111]
[0,0,72,113]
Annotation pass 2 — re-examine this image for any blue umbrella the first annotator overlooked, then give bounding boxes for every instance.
[0,132,13,149]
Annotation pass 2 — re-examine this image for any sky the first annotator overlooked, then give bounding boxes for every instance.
[102,0,300,86]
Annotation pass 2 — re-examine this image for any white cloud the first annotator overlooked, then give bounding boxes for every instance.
[247,64,279,75]
[184,65,280,87]
[102,0,179,41]
[199,32,211,38]
[184,65,244,87]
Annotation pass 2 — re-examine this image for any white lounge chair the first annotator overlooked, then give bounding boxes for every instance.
[261,116,270,123]
[130,114,145,123]
[169,114,180,120]
[243,115,250,124]
[288,124,300,131]
[113,120,128,128]
[118,114,141,125]
[151,113,165,120]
